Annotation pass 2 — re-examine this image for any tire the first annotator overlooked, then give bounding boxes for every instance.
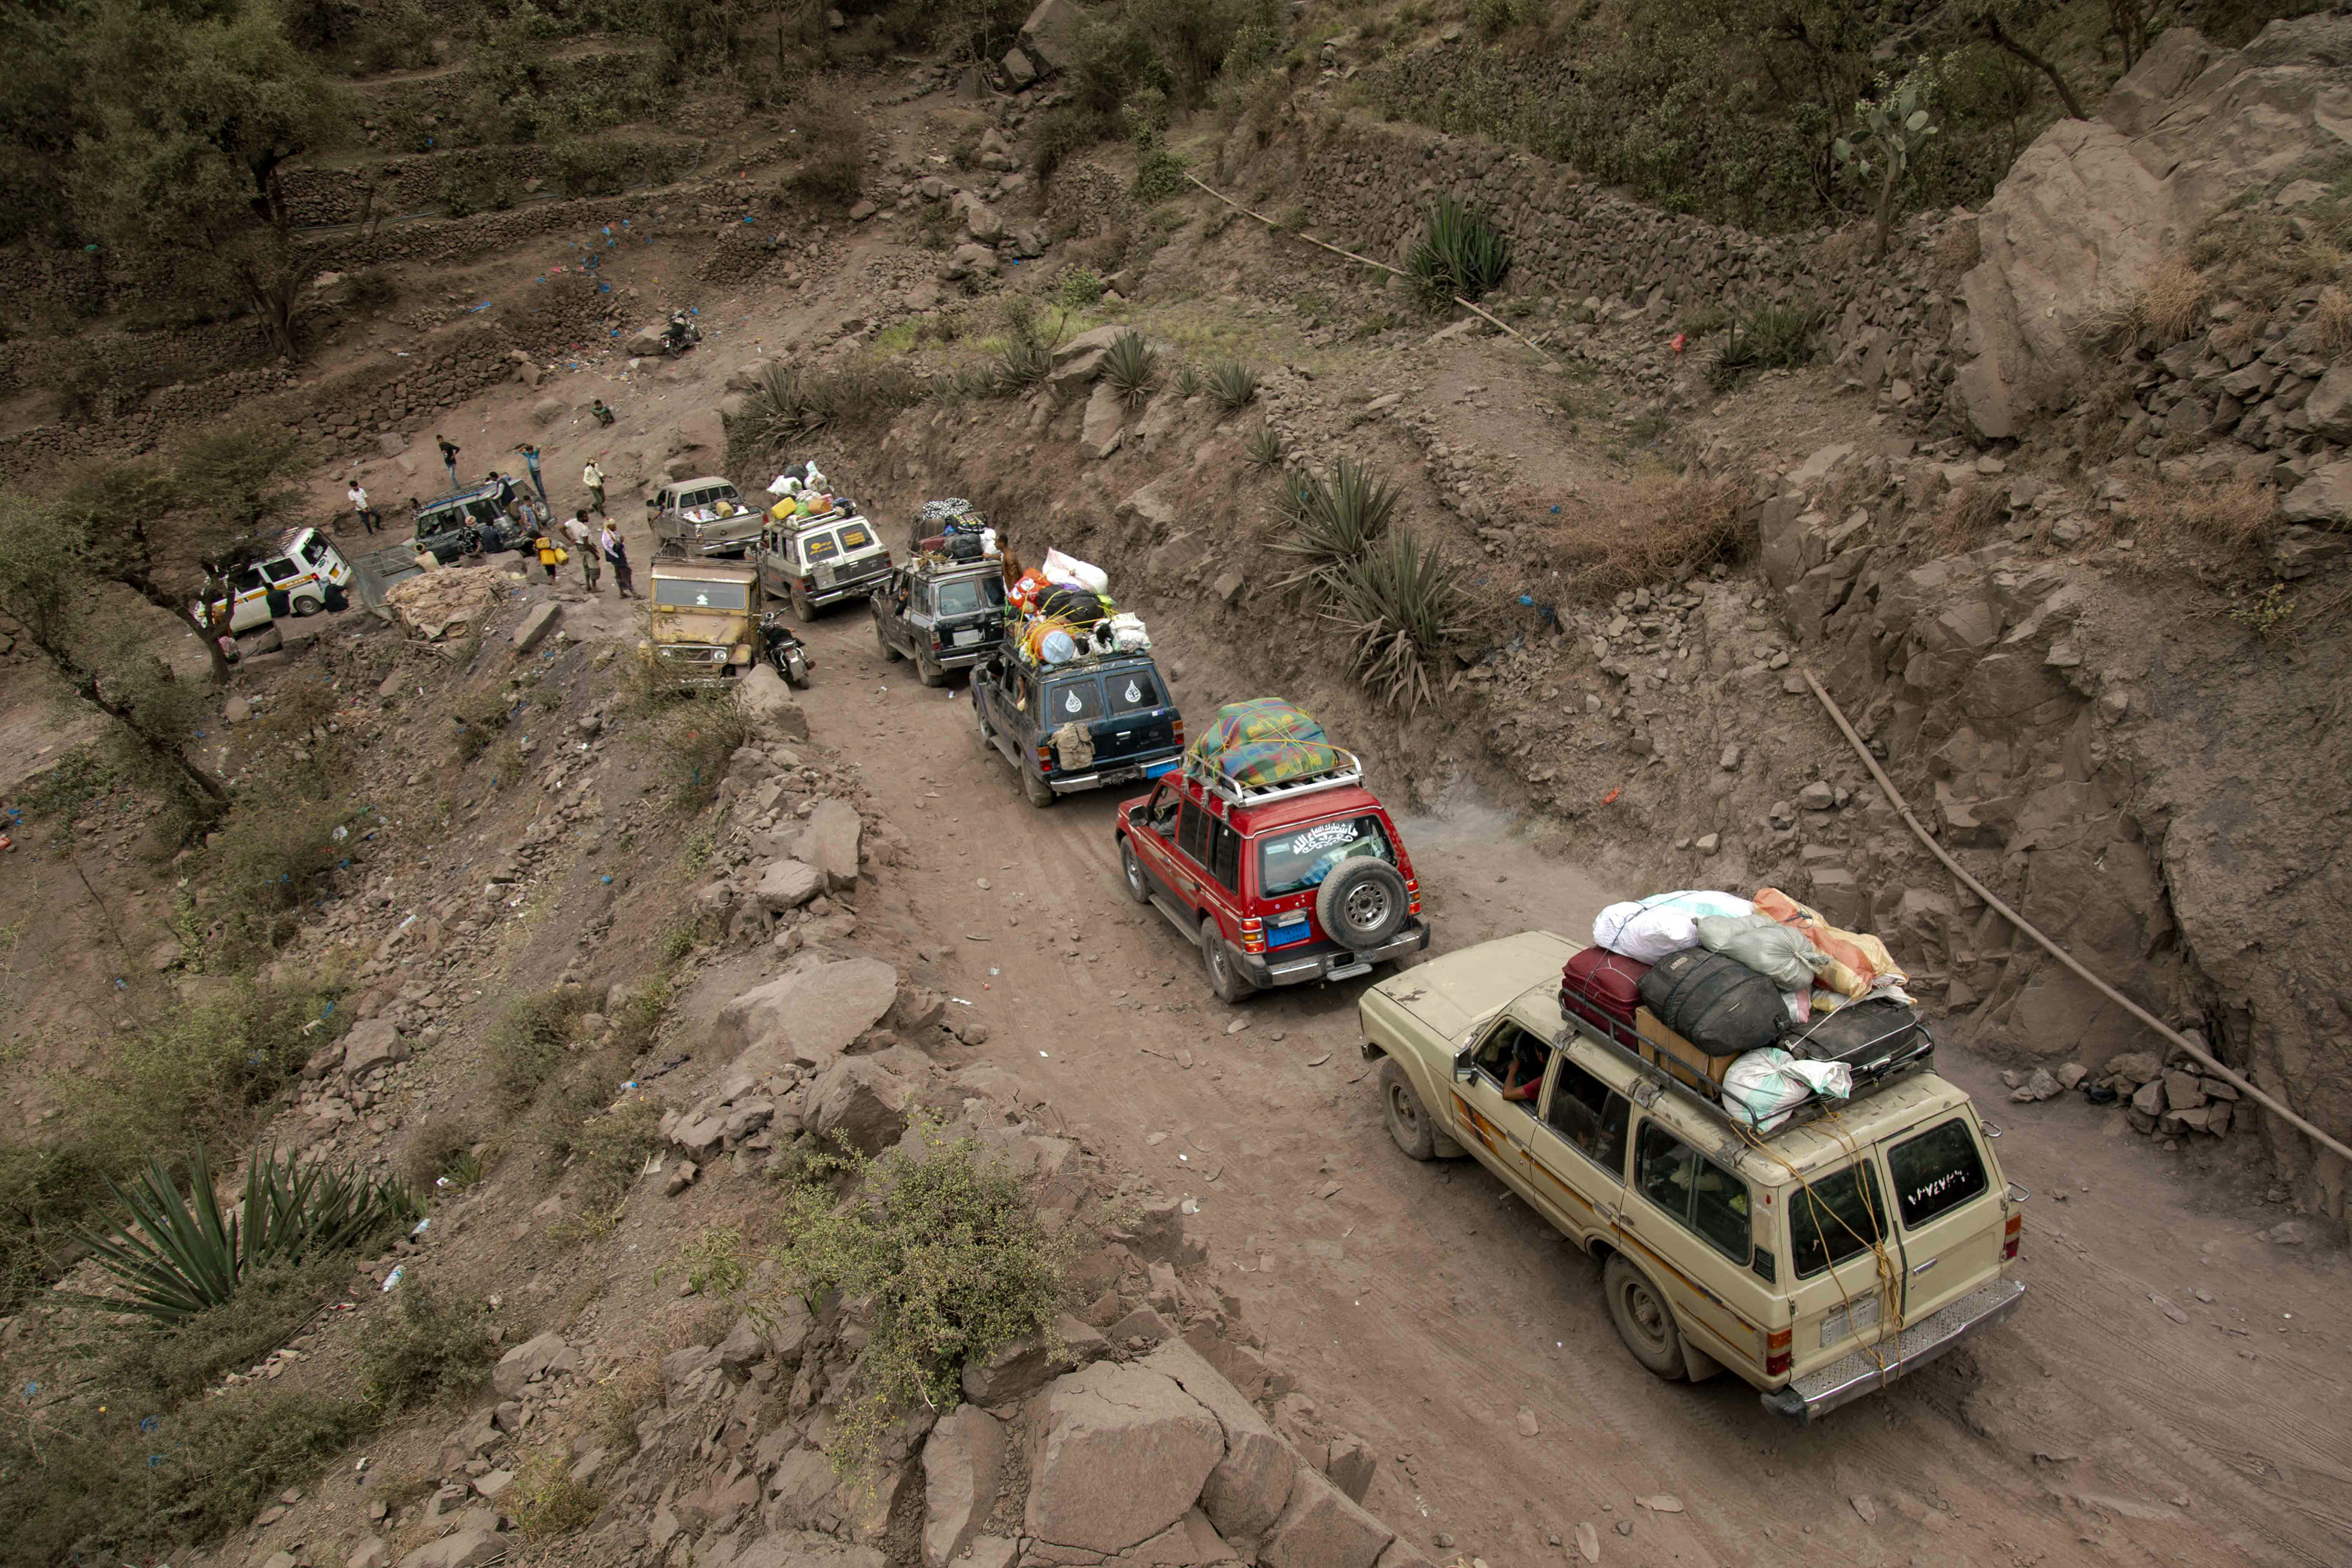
[1120,841,1152,905]
[790,585,815,621]
[1022,768,1056,809]
[874,611,901,660]
[786,654,809,688]
[1380,1059,1439,1160]
[1315,859,1411,951]
[915,648,945,688]
[1202,927,1251,1004]
[1602,1254,1689,1381]
[290,593,324,617]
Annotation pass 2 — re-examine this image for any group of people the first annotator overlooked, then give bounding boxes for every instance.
[527,510,636,599]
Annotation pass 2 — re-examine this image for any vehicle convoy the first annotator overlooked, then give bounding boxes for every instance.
[1361,929,2025,1421]
[870,554,1007,684]
[642,555,810,687]
[756,506,891,619]
[651,476,764,560]
[197,528,355,633]
[1116,699,1429,1003]
[972,646,1184,808]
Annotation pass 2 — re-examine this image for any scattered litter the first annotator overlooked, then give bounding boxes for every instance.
[379,1267,403,1293]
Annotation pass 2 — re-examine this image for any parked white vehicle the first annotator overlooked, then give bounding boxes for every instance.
[197,528,354,633]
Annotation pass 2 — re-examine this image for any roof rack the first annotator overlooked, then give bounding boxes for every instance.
[1184,747,1365,809]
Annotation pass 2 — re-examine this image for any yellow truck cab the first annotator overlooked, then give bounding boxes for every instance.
[1360,931,2025,1421]
[644,557,763,684]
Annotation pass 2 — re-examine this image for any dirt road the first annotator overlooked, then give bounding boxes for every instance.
[771,600,2352,1568]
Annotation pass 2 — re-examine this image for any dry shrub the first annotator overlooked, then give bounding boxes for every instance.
[2315,285,2352,355]
[2119,474,2278,573]
[1546,476,1748,601]
[1922,481,2013,557]
[2143,258,2207,343]
[1929,220,1981,279]
[1816,223,1872,274]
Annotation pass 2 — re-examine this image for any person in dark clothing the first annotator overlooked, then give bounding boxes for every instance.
[601,520,635,597]
[437,435,459,488]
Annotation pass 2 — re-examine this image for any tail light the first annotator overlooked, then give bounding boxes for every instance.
[929,631,944,652]
[1034,744,1053,775]
[1240,916,1266,954]
[1171,717,1185,746]
[1766,1327,1792,1377]
[2003,1211,2023,1261]
[1406,874,1421,917]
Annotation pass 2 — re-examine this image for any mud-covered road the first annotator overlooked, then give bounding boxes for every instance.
[778,600,2351,1568]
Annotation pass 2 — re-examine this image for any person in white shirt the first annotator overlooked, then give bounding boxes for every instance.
[561,510,598,592]
[346,482,379,534]
[583,460,608,517]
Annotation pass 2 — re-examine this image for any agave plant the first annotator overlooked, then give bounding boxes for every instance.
[1269,457,1402,598]
[1102,329,1156,405]
[72,1145,416,1322]
[1171,361,1202,398]
[1207,358,1259,412]
[1323,527,1468,714]
[990,335,1053,394]
[1243,423,1285,471]
[1407,196,1511,304]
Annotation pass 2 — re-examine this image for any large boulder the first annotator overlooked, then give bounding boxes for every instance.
[396,1529,506,1568]
[1080,382,1126,460]
[512,601,561,653]
[1953,22,2352,440]
[713,956,901,1065]
[755,858,825,913]
[808,1056,913,1155]
[2279,460,2352,529]
[1141,1340,1297,1549]
[492,1330,575,1399]
[738,665,810,740]
[1258,1469,1395,1568]
[1023,1362,1224,1555]
[1020,0,1083,70]
[809,798,862,889]
[922,1405,1007,1568]
[732,1531,887,1568]
[340,1018,408,1078]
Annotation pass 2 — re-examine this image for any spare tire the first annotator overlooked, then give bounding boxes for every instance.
[1315,859,1410,951]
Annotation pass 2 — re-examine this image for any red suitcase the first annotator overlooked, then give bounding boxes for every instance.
[1560,946,1650,1052]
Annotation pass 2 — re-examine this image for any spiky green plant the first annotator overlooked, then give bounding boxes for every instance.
[1269,457,1402,597]
[1102,329,1156,405]
[1407,196,1511,304]
[990,335,1053,394]
[1324,527,1468,713]
[724,361,927,466]
[1207,358,1259,411]
[1243,423,1285,471]
[1172,361,1202,397]
[71,1145,415,1323]
[1708,300,1826,390]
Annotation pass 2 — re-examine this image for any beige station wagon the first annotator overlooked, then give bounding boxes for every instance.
[1361,931,2026,1421]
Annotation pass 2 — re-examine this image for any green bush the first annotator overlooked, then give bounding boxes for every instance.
[547,138,637,198]
[198,790,362,957]
[724,361,927,469]
[1708,299,1826,389]
[1207,358,1258,410]
[1102,329,1156,405]
[788,79,866,204]
[107,1254,347,1402]
[1053,267,1107,309]
[488,989,596,1112]
[439,162,520,216]
[1133,128,1189,204]
[1271,458,1401,597]
[1243,422,1284,470]
[74,982,340,1159]
[361,1286,500,1414]
[1407,196,1511,304]
[768,1117,1069,1476]
[1323,527,1467,714]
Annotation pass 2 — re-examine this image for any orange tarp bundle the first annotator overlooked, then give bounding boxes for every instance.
[1752,887,1907,1000]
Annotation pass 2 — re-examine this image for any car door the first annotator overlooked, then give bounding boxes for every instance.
[1449,1017,1552,1196]
[1782,1152,1902,1377]
[1624,1118,1775,1372]
[1167,800,1217,916]
[1196,812,1247,947]
[1127,783,1187,904]
[873,567,909,650]
[1521,1043,1632,1242]
[1879,1114,2005,1323]
[229,566,271,630]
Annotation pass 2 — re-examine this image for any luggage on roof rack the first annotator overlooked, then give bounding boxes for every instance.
[1182,698,1362,806]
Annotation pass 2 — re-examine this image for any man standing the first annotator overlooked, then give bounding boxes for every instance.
[515,442,549,507]
[601,518,635,598]
[582,459,608,517]
[562,509,599,593]
[437,435,460,488]
[346,480,380,534]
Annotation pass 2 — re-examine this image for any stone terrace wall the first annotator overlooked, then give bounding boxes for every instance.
[281,136,706,227]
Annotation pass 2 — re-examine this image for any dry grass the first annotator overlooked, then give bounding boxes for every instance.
[1929,220,1982,279]
[1816,223,1872,274]
[2144,259,2208,343]
[1544,475,1748,601]
[1921,481,2013,557]
[2117,475,2277,573]
[2315,285,2352,354]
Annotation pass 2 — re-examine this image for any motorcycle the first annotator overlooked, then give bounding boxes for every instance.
[761,613,811,688]
[662,310,702,356]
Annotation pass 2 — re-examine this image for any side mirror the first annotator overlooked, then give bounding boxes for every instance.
[1453,1044,1477,1083]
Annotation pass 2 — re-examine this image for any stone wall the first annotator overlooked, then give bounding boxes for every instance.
[280,136,705,227]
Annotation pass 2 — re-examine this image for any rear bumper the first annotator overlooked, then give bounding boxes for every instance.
[1760,1278,2026,1423]
[1242,920,1432,988]
[808,568,892,606]
[1044,750,1185,795]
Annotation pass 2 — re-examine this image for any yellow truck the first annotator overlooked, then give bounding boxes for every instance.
[642,555,808,688]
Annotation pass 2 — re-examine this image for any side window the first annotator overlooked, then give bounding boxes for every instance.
[1145,785,1180,836]
[263,560,297,582]
[1789,1160,1888,1278]
[1175,801,1210,866]
[1886,1120,1990,1229]
[1472,1021,1548,1104]
[234,567,267,593]
[1635,1123,1751,1264]
[1207,821,1242,891]
[1543,1055,1630,1180]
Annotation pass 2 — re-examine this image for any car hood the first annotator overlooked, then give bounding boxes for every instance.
[652,609,748,644]
[1370,930,1573,1042]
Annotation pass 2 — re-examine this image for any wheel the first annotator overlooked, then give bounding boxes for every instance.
[786,653,809,688]
[290,593,323,617]
[915,648,945,688]
[1315,859,1411,951]
[790,585,815,621]
[873,611,901,660]
[1602,1254,1689,1381]
[1202,927,1251,1004]
[1380,1059,1439,1160]
[1120,841,1152,905]
[1022,768,1056,809]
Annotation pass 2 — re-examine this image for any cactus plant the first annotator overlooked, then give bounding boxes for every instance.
[1833,78,1940,263]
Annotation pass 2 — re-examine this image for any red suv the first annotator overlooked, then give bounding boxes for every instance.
[1115,757,1431,1002]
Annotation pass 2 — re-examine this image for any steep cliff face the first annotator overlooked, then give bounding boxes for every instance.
[1954,18,2352,439]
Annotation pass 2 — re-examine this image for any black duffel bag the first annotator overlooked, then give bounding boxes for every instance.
[1638,947,1785,1058]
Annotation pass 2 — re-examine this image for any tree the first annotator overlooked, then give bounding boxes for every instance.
[0,492,229,813]
[1833,74,1941,263]
[67,0,341,358]
[1962,4,2085,121]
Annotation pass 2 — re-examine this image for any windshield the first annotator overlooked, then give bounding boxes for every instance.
[1105,669,1162,715]
[1257,813,1396,896]
[1044,678,1103,722]
[1788,1160,1889,1278]
[934,575,1006,617]
[1886,1119,1990,1229]
[652,577,752,611]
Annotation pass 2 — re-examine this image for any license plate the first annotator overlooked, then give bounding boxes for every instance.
[953,628,982,646]
[1144,759,1178,779]
[1823,1294,1882,1345]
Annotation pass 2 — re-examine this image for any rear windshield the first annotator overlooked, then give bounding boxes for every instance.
[1105,669,1162,715]
[1258,813,1396,896]
[804,532,840,561]
[652,577,751,610]
[933,575,1006,617]
[1044,678,1103,722]
[837,521,874,551]
[1789,1160,1889,1278]
[299,536,328,565]
[1887,1119,1990,1229]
